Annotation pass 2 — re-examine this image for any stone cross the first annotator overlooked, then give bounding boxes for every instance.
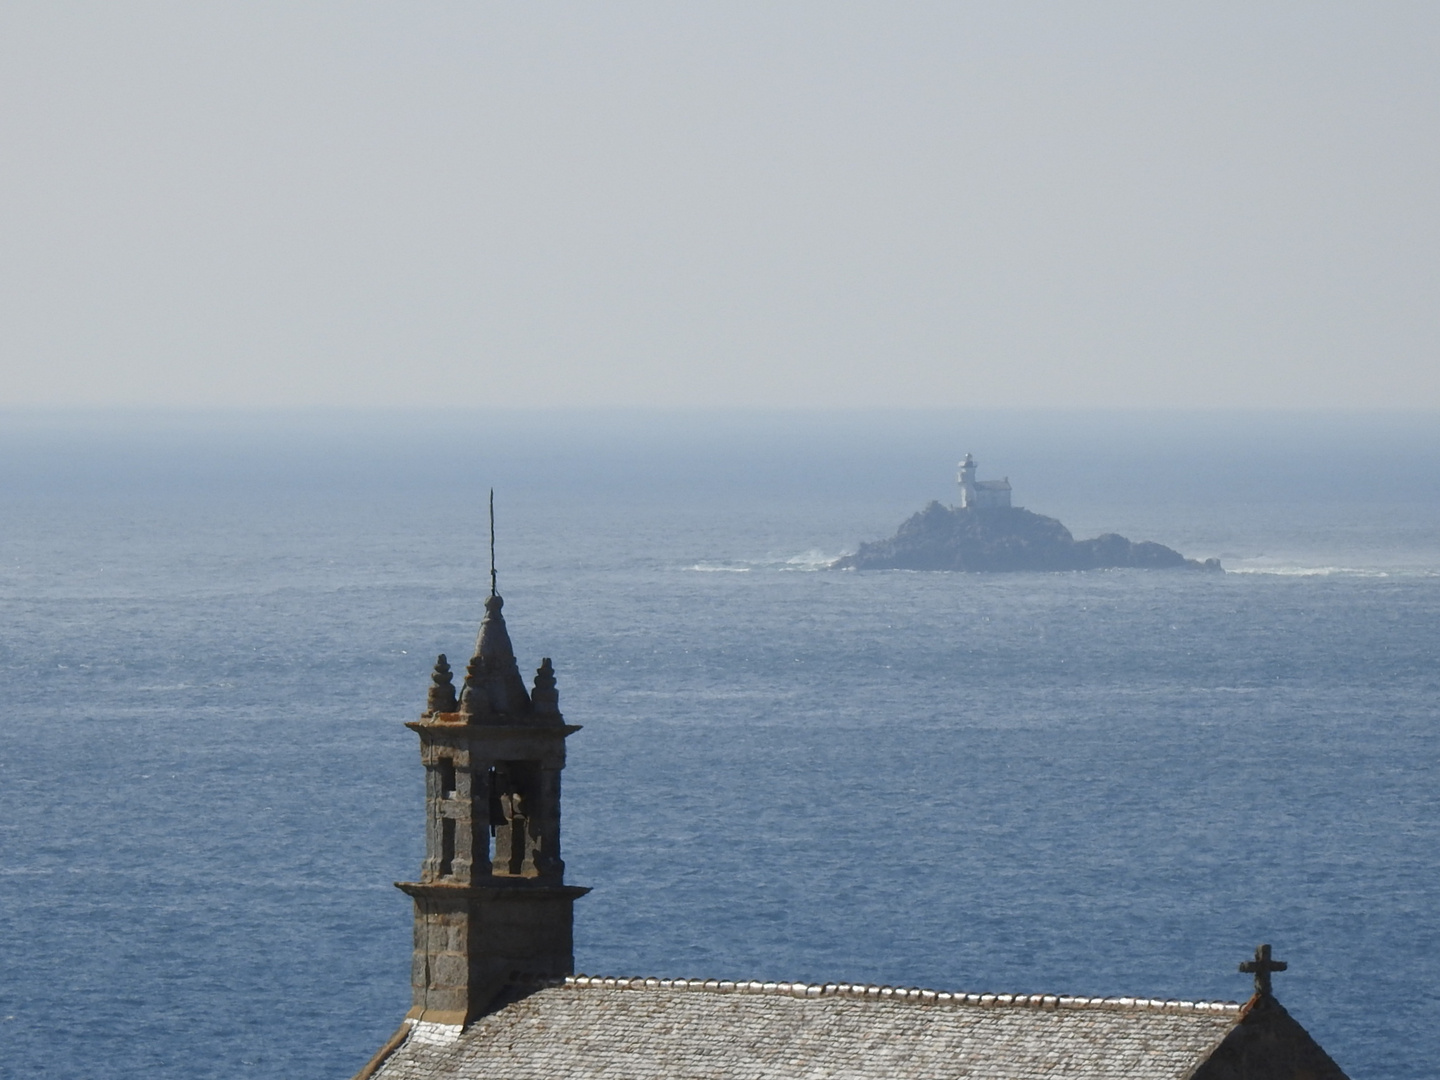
[1239,943,1288,996]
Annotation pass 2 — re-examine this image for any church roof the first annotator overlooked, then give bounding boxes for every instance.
[364,974,1345,1080]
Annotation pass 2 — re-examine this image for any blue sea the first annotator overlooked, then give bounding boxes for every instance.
[1,409,1437,1080]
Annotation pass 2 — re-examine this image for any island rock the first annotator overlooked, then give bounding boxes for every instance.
[831,502,1221,573]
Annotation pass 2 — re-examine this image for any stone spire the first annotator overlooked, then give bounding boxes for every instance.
[459,490,534,721]
[460,592,533,720]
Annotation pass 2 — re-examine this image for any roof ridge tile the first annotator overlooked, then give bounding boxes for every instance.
[553,975,1241,1013]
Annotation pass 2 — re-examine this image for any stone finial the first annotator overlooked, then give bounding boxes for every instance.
[532,657,560,716]
[426,654,459,714]
[1239,943,1288,997]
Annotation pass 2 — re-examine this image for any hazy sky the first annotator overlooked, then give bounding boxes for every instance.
[2,3,1437,409]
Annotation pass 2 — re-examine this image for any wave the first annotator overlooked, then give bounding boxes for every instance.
[780,548,842,571]
[1226,565,1439,578]
[687,557,1440,579]
[686,549,844,573]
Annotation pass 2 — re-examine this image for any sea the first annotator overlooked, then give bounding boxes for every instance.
[0,409,1436,1080]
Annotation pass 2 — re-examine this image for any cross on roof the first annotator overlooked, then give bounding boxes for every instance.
[1239,943,1288,996]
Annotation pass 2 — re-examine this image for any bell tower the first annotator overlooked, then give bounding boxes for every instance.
[396,573,587,1025]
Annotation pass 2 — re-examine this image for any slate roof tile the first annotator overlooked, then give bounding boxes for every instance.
[372,976,1244,1080]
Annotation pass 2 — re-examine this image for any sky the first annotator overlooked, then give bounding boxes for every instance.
[0,2,1437,410]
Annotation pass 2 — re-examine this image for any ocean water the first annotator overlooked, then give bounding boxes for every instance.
[0,410,1437,1080]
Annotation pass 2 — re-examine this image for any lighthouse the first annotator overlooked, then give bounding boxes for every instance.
[956,453,1012,509]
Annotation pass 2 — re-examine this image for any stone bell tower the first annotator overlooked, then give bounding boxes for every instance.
[395,579,587,1025]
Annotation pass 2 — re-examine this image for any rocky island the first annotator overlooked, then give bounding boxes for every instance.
[831,454,1221,573]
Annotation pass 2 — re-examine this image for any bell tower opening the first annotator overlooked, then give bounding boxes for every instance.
[437,757,457,799]
[487,761,544,878]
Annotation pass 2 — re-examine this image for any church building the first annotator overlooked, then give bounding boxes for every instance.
[352,584,1351,1080]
